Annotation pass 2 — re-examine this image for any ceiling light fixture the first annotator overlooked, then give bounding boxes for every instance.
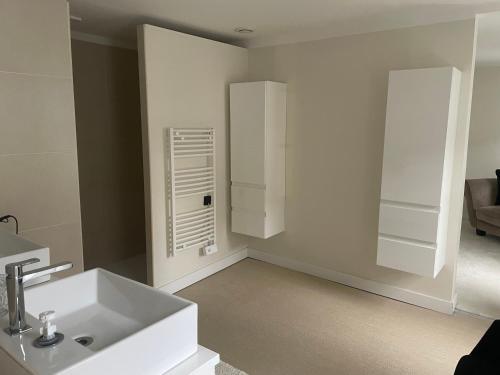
[234,27,254,34]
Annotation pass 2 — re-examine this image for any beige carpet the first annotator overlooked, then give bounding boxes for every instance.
[177,258,491,375]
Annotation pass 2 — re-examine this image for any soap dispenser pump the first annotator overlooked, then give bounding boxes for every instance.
[39,311,56,340]
[33,310,64,348]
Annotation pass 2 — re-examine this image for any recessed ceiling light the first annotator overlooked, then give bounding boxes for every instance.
[234,27,254,34]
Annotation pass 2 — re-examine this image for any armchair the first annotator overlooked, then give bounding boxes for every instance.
[464,178,500,237]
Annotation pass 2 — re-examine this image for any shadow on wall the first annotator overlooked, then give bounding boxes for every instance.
[71,39,146,271]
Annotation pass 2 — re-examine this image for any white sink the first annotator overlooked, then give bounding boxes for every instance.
[10,268,198,374]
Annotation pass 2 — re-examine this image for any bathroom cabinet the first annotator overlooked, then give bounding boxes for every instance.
[229,81,287,238]
[377,67,461,278]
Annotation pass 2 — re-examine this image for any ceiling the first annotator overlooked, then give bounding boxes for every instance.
[477,12,500,66]
[68,0,500,48]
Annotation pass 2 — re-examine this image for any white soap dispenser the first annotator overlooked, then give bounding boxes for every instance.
[33,310,64,347]
[39,310,56,340]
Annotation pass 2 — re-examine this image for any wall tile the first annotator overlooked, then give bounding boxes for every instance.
[0,0,83,280]
[0,72,77,155]
[0,152,81,231]
[0,0,72,77]
[21,222,84,277]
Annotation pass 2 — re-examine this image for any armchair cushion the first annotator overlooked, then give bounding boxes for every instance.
[476,206,500,228]
[466,179,498,209]
[465,179,497,228]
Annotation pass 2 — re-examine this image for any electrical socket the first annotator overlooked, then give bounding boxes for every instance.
[203,244,218,256]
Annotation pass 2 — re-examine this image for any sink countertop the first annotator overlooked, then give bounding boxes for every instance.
[0,319,219,375]
[0,313,218,375]
[0,312,92,375]
[0,268,207,375]
[0,228,46,258]
[164,346,219,375]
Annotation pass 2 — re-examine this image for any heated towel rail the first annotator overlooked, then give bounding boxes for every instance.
[166,128,217,256]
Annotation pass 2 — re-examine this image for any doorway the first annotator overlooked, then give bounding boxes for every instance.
[456,12,500,318]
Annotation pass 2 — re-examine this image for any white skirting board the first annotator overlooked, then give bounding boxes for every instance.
[159,247,455,314]
[159,248,249,294]
[247,249,455,314]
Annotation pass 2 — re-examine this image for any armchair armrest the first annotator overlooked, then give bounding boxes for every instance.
[465,179,497,227]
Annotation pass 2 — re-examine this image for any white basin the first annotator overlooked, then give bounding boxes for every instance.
[10,268,198,374]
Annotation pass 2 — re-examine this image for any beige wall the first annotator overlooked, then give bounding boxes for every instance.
[138,25,248,287]
[466,66,500,179]
[0,0,83,276]
[71,39,146,270]
[247,20,477,303]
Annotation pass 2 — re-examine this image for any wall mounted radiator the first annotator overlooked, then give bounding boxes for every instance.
[165,128,217,257]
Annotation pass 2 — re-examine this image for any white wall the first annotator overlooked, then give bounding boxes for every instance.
[466,66,500,179]
[247,19,477,305]
[0,0,83,276]
[138,25,248,287]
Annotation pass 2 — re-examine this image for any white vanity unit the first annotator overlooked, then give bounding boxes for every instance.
[0,229,50,285]
[230,81,287,239]
[377,67,461,278]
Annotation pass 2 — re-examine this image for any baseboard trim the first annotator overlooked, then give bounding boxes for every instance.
[452,292,458,310]
[157,246,454,314]
[247,248,455,314]
[159,248,248,294]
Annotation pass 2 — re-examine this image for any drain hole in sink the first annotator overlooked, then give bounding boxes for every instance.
[74,335,94,347]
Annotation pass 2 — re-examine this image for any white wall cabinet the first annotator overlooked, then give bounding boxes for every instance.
[230,81,287,238]
[377,67,461,278]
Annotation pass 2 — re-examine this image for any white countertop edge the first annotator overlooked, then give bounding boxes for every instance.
[164,345,220,375]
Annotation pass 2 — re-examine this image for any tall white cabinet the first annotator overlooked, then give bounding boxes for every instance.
[229,81,287,238]
[377,67,461,278]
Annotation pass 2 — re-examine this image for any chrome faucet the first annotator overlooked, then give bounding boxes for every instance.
[4,258,72,336]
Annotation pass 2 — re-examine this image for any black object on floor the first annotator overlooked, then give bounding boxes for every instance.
[455,320,500,374]
[476,229,487,236]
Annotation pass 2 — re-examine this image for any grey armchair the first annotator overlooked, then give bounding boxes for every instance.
[465,178,500,237]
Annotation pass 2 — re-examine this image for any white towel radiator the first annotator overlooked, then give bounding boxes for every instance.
[165,128,217,257]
